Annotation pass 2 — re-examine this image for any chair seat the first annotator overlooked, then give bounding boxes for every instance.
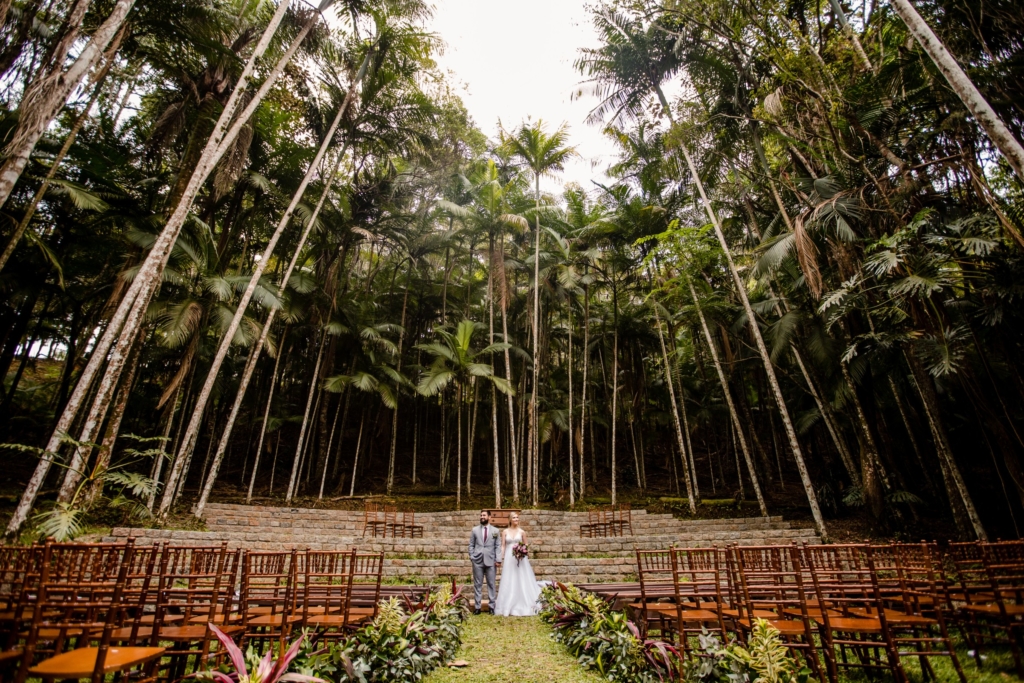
[247,614,302,626]
[348,607,375,617]
[0,648,22,664]
[723,608,776,619]
[824,617,884,633]
[305,615,349,626]
[158,624,243,641]
[138,613,183,624]
[737,618,810,636]
[187,612,240,625]
[109,626,154,641]
[962,603,1024,615]
[628,602,677,613]
[849,608,937,625]
[29,646,165,677]
[782,607,843,620]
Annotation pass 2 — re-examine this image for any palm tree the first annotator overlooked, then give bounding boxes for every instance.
[501,120,577,506]
[416,320,513,509]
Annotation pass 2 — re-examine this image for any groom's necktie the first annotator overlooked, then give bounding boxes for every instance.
[483,526,487,542]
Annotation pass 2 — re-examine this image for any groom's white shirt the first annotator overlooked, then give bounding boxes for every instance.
[468,523,500,567]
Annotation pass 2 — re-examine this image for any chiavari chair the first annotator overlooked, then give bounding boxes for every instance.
[731,545,826,682]
[628,550,677,641]
[237,550,301,653]
[802,544,902,683]
[349,550,385,627]
[955,541,1024,675]
[149,544,243,680]
[362,502,384,537]
[670,547,728,654]
[299,549,355,640]
[14,540,164,683]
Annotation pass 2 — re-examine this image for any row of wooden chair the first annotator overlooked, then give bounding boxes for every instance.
[361,502,424,538]
[617,543,968,683]
[0,540,386,682]
[579,504,633,537]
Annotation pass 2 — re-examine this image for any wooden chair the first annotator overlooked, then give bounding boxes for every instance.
[349,551,385,627]
[957,542,1024,675]
[483,509,520,528]
[299,549,356,640]
[237,550,301,653]
[14,540,164,683]
[628,550,677,640]
[381,506,399,538]
[730,545,826,682]
[107,543,166,646]
[149,544,243,680]
[579,508,609,538]
[393,511,424,538]
[670,547,728,654]
[611,504,633,536]
[362,502,385,537]
[886,543,968,683]
[802,544,902,683]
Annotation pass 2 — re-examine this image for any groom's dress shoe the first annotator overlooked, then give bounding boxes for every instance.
[474,608,481,615]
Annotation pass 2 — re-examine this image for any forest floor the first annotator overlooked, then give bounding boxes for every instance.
[423,614,605,683]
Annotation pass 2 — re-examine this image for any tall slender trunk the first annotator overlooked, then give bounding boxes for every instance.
[580,288,590,497]
[349,409,366,497]
[147,389,179,511]
[654,306,696,512]
[0,0,134,211]
[387,262,411,494]
[467,379,479,495]
[456,384,463,510]
[891,0,1024,182]
[286,333,327,502]
[318,397,343,499]
[687,278,768,517]
[500,262,518,503]
[247,333,287,503]
[530,173,541,506]
[488,234,501,507]
[567,299,575,506]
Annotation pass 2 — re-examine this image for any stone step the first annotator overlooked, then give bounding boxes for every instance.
[106,527,819,558]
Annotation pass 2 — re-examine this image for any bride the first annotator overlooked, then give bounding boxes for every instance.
[494,512,542,616]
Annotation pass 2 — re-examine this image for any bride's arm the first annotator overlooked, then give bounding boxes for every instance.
[499,529,506,559]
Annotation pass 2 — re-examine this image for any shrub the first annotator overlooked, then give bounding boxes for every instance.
[293,582,468,683]
[540,582,682,683]
[682,621,810,683]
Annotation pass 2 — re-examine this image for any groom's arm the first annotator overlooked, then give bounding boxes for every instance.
[468,529,477,558]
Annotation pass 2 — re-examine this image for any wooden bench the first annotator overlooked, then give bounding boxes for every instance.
[482,509,521,528]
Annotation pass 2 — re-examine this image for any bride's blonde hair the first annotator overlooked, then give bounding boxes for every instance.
[509,513,520,527]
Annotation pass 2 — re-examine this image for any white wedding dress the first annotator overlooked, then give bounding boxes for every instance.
[494,529,542,616]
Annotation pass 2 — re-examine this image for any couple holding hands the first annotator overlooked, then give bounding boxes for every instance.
[467,510,541,617]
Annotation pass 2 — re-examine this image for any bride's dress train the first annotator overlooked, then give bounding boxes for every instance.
[494,530,541,617]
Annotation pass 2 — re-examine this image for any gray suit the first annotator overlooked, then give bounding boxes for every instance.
[468,523,500,609]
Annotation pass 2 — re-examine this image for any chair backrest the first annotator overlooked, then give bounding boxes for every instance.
[982,542,1024,607]
[153,544,231,628]
[671,547,725,605]
[15,540,135,683]
[302,550,355,624]
[949,541,990,604]
[352,550,385,618]
[802,544,886,615]
[635,549,673,604]
[731,545,812,621]
[119,543,164,643]
[893,542,945,616]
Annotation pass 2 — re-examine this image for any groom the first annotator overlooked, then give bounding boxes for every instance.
[468,509,501,615]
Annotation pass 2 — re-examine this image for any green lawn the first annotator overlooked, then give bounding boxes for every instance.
[422,614,606,683]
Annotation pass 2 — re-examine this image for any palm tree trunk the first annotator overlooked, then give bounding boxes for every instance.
[610,322,619,506]
[488,235,501,508]
[687,278,768,517]
[654,306,696,512]
[501,264,518,503]
[318,397,343,500]
[387,262,412,494]
[193,317,272,518]
[147,389,179,511]
[567,300,575,506]
[0,0,134,211]
[285,333,327,503]
[467,379,479,495]
[906,351,986,539]
[891,0,1024,182]
[457,384,463,510]
[580,287,590,497]
[247,332,286,503]
[530,173,541,506]
[349,409,366,497]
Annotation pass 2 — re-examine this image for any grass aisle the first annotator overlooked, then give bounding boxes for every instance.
[424,614,605,683]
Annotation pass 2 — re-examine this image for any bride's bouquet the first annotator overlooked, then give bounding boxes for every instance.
[512,542,530,566]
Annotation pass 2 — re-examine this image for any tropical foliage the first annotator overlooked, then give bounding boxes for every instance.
[0,0,1023,543]
[540,582,682,683]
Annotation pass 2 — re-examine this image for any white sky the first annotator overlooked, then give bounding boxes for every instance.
[428,0,618,195]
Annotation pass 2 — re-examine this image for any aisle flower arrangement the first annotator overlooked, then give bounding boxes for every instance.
[291,582,468,683]
[539,582,682,682]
